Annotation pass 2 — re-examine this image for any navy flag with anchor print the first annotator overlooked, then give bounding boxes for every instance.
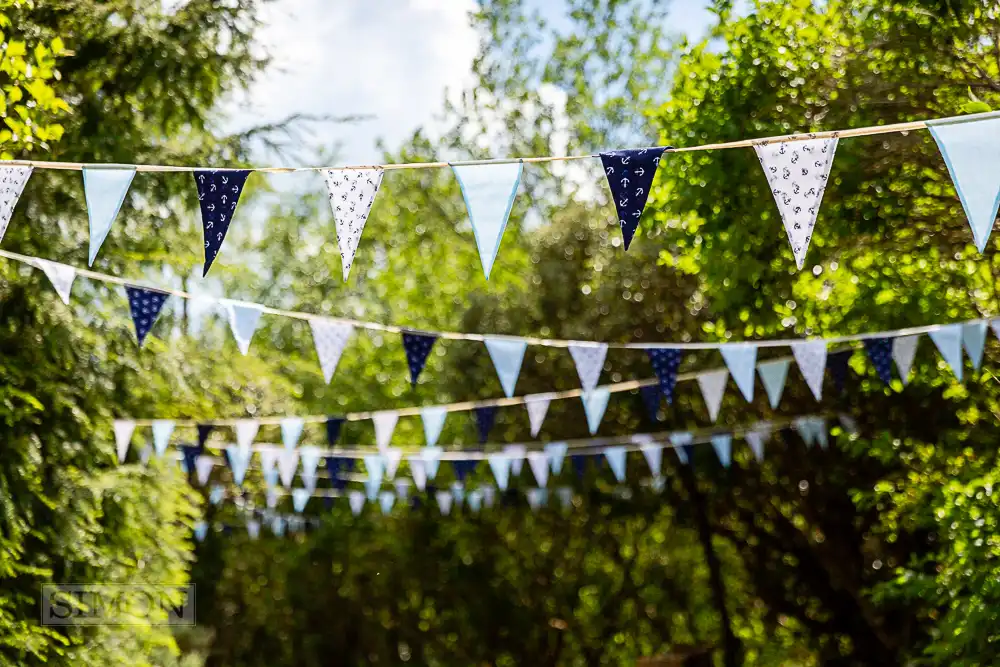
[195,170,251,276]
[599,147,667,250]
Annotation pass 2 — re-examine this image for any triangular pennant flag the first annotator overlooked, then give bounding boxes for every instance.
[504,444,527,476]
[963,321,987,370]
[792,341,827,401]
[234,420,259,454]
[598,147,666,249]
[326,456,352,490]
[258,446,279,482]
[992,318,1000,342]
[581,388,611,435]
[570,454,588,478]
[246,519,260,540]
[193,521,208,542]
[452,161,523,279]
[720,344,757,402]
[323,167,384,280]
[757,359,790,409]
[827,350,852,392]
[811,418,829,449]
[474,406,497,444]
[421,446,443,480]
[556,486,574,510]
[544,442,568,475]
[671,432,693,465]
[292,488,310,513]
[224,445,251,486]
[394,478,410,501]
[0,166,32,242]
[569,343,608,392]
[299,447,322,485]
[710,434,732,467]
[794,417,817,447]
[930,323,964,381]
[83,166,136,265]
[194,170,251,276]
[197,424,213,449]
[754,138,838,269]
[223,300,263,356]
[34,259,76,305]
[271,516,286,536]
[372,411,398,451]
[180,445,200,476]
[262,467,278,489]
[928,115,1000,251]
[195,456,215,486]
[641,443,663,477]
[696,368,728,422]
[863,338,894,384]
[603,447,627,482]
[140,446,153,467]
[309,319,353,384]
[409,458,428,491]
[484,337,527,397]
[639,385,662,422]
[646,348,683,403]
[480,484,496,509]
[419,407,448,446]
[451,482,466,507]
[280,418,304,450]
[527,451,549,487]
[325,417,344,446]
[487,454,512,491]
[526,488,547,511]
[384,448,403,480]
[650,475,666,494]
[436,490,453,515]
[892,335,919,385]
[524,396,550,437]
[151,420,175,457]
[401,332,436,386]
[363,454,385,489]
[124,286,169,347]
[745,428,769,462]
[466,489,483,513]
[348,490,366,516]
[278,450,299,488]
[113,420,135,463]
[452,460,478,483]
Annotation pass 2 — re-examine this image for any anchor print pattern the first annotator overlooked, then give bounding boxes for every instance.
[125,286,169,347]
[323,168,384,281]
[0,166,32,242]
[194,169,251,276]
[598,147,666,250]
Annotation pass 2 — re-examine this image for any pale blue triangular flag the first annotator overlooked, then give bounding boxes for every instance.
[83,166,135,265]
[640,443,662,476]
[271,516,286,536]
[526,487,547,511]
[556,486,574,510]
[151,420,175,457]
[696,368,728,422]
[757,358,790,409]
[791,340,827,401]
[277,449,299,487]
[467,489,483,513]
[671,432,693,465]
[650,475,666,493]
[348,490,365,516]
[292,488,310,513]
[451,482,465,508]
[452,161,523,279]
[485,337,527,398]
[581,388,611,435]
[34,259,76,305]
[299,446,322,492]
[929,323,964,381]
[420,407,447,446]
[436,490,453,515]
[488,454,512,490]
[710,434,732,467]
[258,446,279,486]
[372,411,398,451]
[394,478,410,501]
[209,484,225,505]
[527,451,549,487]
[365,476,381,502]
[545,442,568,474]
[225,445,252,486]
[720,344,757,401]
[223,300,264,355]
[114,420,135,463]
[569,343,608,392]
[504,444,527,476]
[263,467,278,488]
[525,396,550,437]
[892,335,919,385]
[234,420,259,454]
[421,446,443,480]
[603,447,627,482]
[280,418,304,450]
[246,519,260,540]
[963,321,987,370]
[745,427,769,462]
[364,454,385,490]
[480,485,496,508]
[379,490,395,515]
[809,417,828,449]
[193,521,209,542]
[928,114,1000,251]
[195,456,215,486]
[384,448,403,480]
[409,457,428,491]
[992,318,1000,342]
[794,417,817,447]
[141,446,153,467]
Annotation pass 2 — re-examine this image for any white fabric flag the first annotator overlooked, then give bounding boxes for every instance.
[409,457,428,491]
[113,420,135,463]
[480,485,496,509]
[930,323,964,381]
[484,337,527,397]
[278,449,299,487]
[246,519,260,540]
[383,448,403,480]
[963,321,987,370]
[225,445,252,486]
[271,516,286,536]
[745,428,770,462]
[193,521,209,542]
[504,444,527,476]
[527,451,549,487]
[363,454,385,490]
[223,300,264,355]
[234,420,259,455]
[671,432,693,465]
[794,417,817,447]
[640,443,663,476]
[757,358,790,409]
[754,138,838,269]
[298,447,322,491]
[372,411,398,451]
[581,388,611,435]
[309,319,353,384]
[466,489,483,513]
[526,488,547,511]
[292,488,310,513]
[992,318,1000,342]
[436,490,453,516]
[603,447,627,482]
[720,344,757,402]
[258,446,279,482]
[348,490,366,516]
[451,162,523,279]
[487,454,512,490]
[556,487,574,510]
[34,259,76,305]
[83,166,136,265]
[420,407,447,447]
[792,340,827,401]
[892,335,920,385]
[151,420,175,457]
[379,491,397,515]
[569,343,608,392]
[696,369,728,422]
[545,442,568,475]
[524,395,550,437]
[394,478,410,502]
[451,482,465,508]
[0,166,32,242]
[280,418,304,450]
[195,456,215,486]
[421,446,443,480]
[323,167,384,281]
[711,434,732,467]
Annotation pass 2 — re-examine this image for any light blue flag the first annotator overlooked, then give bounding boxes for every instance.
[479,484,496,509]
[450,482,465,508]
[487,454,512,490]
[421,446,443,479]
[710,434,732,467]
[671,432,693,465]
[151,420,175,457]
[420,407,448,446]
[793,417,817,447]
[209,484,225,505]
[246,519,260,541]
[193,521,208,542]
[962,321,987,370]
[757,358,790,409]
[556,486,574,510]
[364,454,384,499]
[745,428,769,462]
[348,490,365,516]
[436,490,453,515]
[484,337,528,397]
[280,418,304,450]
[225,445,252,486]
[929,323,964,381]
[83,166,135,265]
[467,489,483,513]
[581,388,611,435]
[223,300,264,356]
[379,490,395,515]
[720,344,757,401]
[526,487,547,511]
[271,516,286,537]
[262,468,278,488]
[452,161,523,279]
[928,114,1000,252]
[603,447,627,482]
[545,442,568,475]
[292,488,310,513]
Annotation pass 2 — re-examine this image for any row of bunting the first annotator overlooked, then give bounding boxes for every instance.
[3,113,999,279]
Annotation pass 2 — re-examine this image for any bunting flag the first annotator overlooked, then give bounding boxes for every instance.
[711,433,732,467]
[348,490,366,516]
[671,432,693,465]
[892,335,919,385]
[124,286,169,347]
[258,447,280,486]
[791,340,827,401]
[113,420,135,463]
[151,419,175,457]
[34,259,75,305]
[639,385,662,422]
[505,444,527,476]
[384,448,403,480]
[927,115,1000,251]
[83,166,136,265]
[372,411,399,450]
[794,417,818,447]
[484,338,527,398]
[581,388,611,435]
[197,424,214,449]
[195,456,215,486]
[992,318,1000,342]
[277,450,299,487]
[224,445,252,486]
[326,456,351,490]
[235,420,259,454]
[450,482,466,507]
[246,519,260,540]
[451,162,523,279]
[409,457,428,491]
[193,521,209,542]
[556,486,574,510]
[527,451,549,487]
[524,396,550,437]
[420,406,448,446]
[452,460,478,483]
[0,166,32,242]
[474,406,497,444]
[280,418,304,450]
[827,350,852,392]
[696,369,728,422]
[753,138,838,269]
[480,485,496,509]
[598,147,666,249]
[262,467,278,489]
[570,454,589,478]
[745,428,769,462]
[603,447,627,482]
[299,447,322,492]
[421,446,443,480]
[466,489,483,513]
[401,332,436,385]
[363,454,385,491]
[863,338,894,384]
[569,343,608,392]
[323,168,384,281]
[487,454,512,491]
[526,488,547,511]
[640,442,663,477]
[224,300,264,355]
[757,358,790,409]
[309,319,353,384]
[394,478,410,502]
[271,516,286,536]
[647,348,683,403]
[720,344,757,402]
[962,321,987,370]
[930,323,964,381]
[325,417,344,446]
[266,490,279,509]
[292,488,310,513]
[194,170,251,276]
[545,442,568,475]
[141,446,153,467]
[436,490,453,516]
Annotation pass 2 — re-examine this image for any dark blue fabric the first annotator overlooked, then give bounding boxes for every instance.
[197,424,214,449]
[863,338,893,385]
[325,456,353,490]
[640,385,662,422]
[599,147,666,250]
[828,350,852,392]
[194,170,251,276]
[325,417,344,446]
[452,459,478,482]
[125,286,169,347]
[474,406,496,443]
[401,332,436,385]
[323,496,335,510]
[646,348,684,404]
[571,454,589,478]
[180,445,201,481]
[681,445,695,467]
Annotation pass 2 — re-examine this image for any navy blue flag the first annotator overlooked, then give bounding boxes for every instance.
[180,445,201,479]
[640,385,662,422]
[325,456,353,490]
[326,417,344,446]
[599,147,667,249]
[194,170,251,276]
[323,496,335,511]
[452,459,478,482]
[863,338,893,385]
[828,350,852,392]
[401,332,437,385]
[571,454,589,479]
[647,348,684,403]
[474,406,497,444]
[196,424,213,449]
[124,286,169,347]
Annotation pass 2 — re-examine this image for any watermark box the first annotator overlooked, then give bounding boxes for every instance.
[41,584,195,626]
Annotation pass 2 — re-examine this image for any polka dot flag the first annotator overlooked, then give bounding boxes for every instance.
[646,348,684,404]
[125,286,169,347]
[863,338,894,384]
[401,332,437,386]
